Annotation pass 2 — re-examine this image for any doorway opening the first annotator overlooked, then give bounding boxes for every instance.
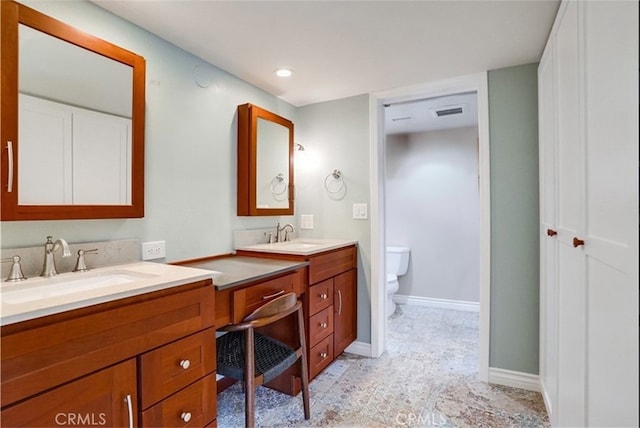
[369,73,491,382]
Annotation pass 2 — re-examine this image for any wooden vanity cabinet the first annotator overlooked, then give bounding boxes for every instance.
[0,279,217,427]
[236,245,357,380]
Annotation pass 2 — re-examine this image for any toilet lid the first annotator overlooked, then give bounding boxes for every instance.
[386,273,397,282]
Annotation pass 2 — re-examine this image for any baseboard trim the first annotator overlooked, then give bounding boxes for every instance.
[344,341,371,357]
[393,294,480,312]
[488,367,540,392]
[539,378,553,419]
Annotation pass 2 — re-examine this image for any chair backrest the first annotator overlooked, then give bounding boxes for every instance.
[241,292,301,328]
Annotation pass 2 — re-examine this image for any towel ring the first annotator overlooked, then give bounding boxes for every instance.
[324,169,346,198]
[270,173,288,196]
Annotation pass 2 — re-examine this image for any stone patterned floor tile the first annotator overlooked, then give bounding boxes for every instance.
[216,305,549,428]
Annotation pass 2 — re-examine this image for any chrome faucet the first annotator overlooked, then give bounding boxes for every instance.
[276,223,295,242]
[41,236,71,277]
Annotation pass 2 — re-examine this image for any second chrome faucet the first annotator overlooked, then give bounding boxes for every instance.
[41,236,71,277]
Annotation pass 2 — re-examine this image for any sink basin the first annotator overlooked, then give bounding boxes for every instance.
[237,238,356,255]
[277,242,323,249]
[2,270,156,304]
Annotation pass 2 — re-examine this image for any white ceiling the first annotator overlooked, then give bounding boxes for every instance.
[92,0,559,108]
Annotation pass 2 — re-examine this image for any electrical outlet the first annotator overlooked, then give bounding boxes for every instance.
[300,214,314,229]
[142,241,166,260]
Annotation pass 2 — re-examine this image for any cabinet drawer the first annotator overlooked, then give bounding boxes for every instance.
[232,273,297,323]
[140,328,216,409]
[309,335,334,379]
[141,372,217,428]
[308,279,333,316]
[309,306,334,348]
[308,246,356,284]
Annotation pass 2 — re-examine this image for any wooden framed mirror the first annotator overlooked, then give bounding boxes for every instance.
[0,1,146,220]
[237,103,294,216]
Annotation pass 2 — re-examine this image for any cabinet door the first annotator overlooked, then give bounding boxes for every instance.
[18,94,73,204]
[537,38,559,424]
[582,2,638,426]
[1,359,137,428]
[554,2,587,426]
[72,108,131,204]
[333,269,357,356]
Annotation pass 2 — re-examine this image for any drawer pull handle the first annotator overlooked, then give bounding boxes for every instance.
[320,293,328,300]
[179,359,191,370]
[6,141,13,193]
[320,322,328,328]
[320,352,328,359]
[547,228,557,237]
[181,412,192,423]
[573,237,585,248]
[262,289,285,300]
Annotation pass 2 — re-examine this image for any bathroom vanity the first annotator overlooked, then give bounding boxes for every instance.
[235,239,358,381]
[0,264,217,427]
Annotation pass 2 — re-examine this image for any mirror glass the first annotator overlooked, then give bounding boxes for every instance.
[256,117,290,209]
[18,24,133,205]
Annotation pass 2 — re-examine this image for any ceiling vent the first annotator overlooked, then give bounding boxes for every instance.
[434,106,463,117]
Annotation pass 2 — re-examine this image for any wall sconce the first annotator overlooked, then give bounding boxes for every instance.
[294,143,308,169]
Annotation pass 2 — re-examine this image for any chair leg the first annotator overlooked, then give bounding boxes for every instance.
[245,328,256,428]
[297,308,311,420]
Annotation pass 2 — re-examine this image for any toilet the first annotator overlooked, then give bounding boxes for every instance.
[386,246,410,318]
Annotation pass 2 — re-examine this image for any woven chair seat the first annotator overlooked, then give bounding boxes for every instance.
[217,331,298,384]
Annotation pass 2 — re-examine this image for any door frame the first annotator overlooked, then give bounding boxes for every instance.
[368,72,491,382]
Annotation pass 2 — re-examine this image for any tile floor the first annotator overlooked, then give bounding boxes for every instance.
[216,305,549,427]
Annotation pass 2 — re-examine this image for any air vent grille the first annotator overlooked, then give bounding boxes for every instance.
[435,107,463,117]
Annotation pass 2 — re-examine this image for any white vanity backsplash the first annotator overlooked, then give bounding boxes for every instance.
[1,239,139,280]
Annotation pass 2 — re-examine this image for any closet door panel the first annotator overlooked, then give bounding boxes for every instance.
[583,1,639,426]
[537,43,558,422]
[554,1,582,237]
[553,2,586,426]
[556,243,585,426]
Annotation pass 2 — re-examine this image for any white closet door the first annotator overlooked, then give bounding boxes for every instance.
[18,94,73,204]
[537,42,558,424]
[582,2,639,426]
[553,2,586,426]
[72,109,131,205]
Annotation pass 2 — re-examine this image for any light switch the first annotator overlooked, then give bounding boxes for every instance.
[300,214,314,229]
[352,203,368,220]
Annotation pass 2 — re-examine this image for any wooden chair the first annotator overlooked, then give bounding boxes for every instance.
[216,292,310,427]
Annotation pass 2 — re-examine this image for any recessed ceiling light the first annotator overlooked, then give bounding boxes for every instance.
[275,68,293,77]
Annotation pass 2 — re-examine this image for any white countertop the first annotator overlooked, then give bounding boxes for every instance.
[0,262,213,326]
[235,238,357,256]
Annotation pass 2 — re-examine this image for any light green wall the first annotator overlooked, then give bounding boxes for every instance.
[488,63,540,374]
[296,95,372,343]
[1,0,295,259]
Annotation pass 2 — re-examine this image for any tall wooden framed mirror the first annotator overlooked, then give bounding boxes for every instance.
[0,1,146,220]
[237,103,294,216]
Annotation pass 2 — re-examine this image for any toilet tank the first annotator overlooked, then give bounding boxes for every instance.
[386,246,410,276]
